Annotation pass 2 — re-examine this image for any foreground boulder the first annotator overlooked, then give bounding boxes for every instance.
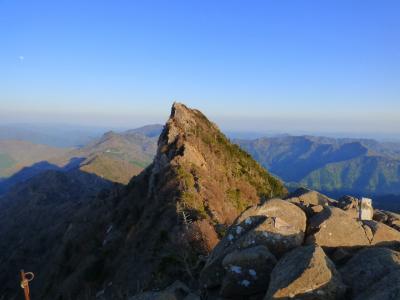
[306,207,370,249]
[354,269,400,300]
[265,245,345,300]
[340,247,400,297]
[220,246,277,298]
[235,199,307,256]
[200,199,306,291]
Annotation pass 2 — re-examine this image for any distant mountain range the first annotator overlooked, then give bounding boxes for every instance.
[0,125,163,195]
[53,125,162,184]
[0,140,70,178]
[1,123,400,210]
[0,124,105,147]
[237,136,400,210]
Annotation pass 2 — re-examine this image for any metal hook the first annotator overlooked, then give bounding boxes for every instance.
[20,270,34,300]
[24,272,35,282]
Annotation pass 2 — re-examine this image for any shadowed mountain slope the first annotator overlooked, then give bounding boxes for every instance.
[0,168,116,299]
[0,140,69,178]
[34,103,286,299]
[53,129,159,184]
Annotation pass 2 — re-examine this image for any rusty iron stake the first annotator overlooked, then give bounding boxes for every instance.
[20,270,34,300]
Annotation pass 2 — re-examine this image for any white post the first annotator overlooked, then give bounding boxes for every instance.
[359,197,373,220]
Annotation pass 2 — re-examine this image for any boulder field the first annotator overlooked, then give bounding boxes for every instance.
[133,188,400,300]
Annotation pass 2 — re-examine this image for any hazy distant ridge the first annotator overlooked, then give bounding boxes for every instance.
[237,135,400,196]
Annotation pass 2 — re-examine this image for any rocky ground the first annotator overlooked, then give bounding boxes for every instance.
[132,188,400,300]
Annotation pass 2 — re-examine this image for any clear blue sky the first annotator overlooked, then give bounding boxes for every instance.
[1,0,399,136]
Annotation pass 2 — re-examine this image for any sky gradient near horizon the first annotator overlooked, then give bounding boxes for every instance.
[1,0,399,136]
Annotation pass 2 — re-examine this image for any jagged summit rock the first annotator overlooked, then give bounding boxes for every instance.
[149,102,287,225]
[35,102,287,299]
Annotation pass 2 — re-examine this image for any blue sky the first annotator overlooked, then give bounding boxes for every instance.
[1,0,399,136]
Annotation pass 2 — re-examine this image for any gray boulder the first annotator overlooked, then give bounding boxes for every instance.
[306,207,370,249]
[235,198,307,256]
[340,247,400,296]
[237,198,307,233]
[363,220,400,247]
[265,245,345,300]
[200,199,306,288]
[285,188,337,207]
[220,245,277,298]
[354,269,400,300]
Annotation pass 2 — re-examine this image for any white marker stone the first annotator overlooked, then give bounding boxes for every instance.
[359,197,373,220]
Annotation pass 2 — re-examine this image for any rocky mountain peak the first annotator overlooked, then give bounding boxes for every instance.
[152,103,211,176]
[157,102,217,156]
[150,103,287,223]
[170,101,195,122]
[30,103,287,298]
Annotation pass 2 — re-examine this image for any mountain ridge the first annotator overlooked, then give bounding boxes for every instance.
[7,102,286,299]
[237,135,400,198]
[0,125,162,194]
